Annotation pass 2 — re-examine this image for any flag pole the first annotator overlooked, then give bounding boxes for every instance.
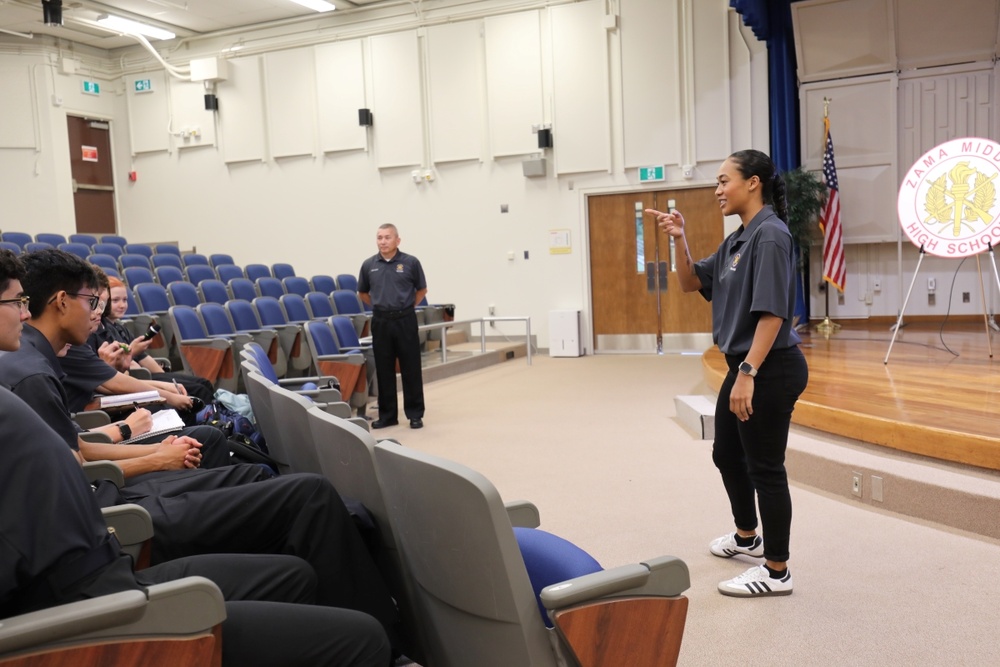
[815,97,841,336]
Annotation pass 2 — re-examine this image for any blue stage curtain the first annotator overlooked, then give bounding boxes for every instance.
[730,0,809,323]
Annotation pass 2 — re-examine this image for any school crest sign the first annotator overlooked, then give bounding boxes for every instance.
[897,138,1000,258]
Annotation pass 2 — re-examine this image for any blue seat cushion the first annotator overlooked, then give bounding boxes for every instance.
[513,526,603,627]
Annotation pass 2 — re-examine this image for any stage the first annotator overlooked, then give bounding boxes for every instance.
[701,319,1000,472]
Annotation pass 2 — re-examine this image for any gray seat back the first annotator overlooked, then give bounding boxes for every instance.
[265,383,323,474]
[373,442,556,667]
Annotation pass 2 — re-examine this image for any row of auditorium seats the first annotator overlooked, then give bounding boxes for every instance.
[239,342,692,666]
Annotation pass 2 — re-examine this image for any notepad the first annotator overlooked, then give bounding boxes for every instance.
[121,409,186,444]
[99,390,164,410]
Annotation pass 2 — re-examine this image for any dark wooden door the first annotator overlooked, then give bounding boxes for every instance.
[588,187,723,352]
[67,115,116,234]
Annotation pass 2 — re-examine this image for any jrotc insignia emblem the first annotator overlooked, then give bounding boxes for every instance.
[396,264,404,273]
[730,252,742,271]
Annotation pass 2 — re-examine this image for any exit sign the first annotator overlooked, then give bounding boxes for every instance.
[639,165,665,182]
[82,80,100,95]
[134,79,153,93]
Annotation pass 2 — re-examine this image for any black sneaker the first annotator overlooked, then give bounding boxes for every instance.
[372,419,399,429]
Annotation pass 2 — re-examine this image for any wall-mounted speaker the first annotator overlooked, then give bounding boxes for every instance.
[204,93,219,111]
[358,108,373,126]
[537,128,553,149]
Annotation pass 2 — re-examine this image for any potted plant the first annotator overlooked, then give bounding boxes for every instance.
[782,168,828,328]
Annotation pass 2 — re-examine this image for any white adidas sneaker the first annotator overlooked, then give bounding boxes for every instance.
[718,564,793,597]
[709,532,764,559]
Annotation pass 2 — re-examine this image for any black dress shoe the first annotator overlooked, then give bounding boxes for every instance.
[372,419,399,429]
[409,418,423,429]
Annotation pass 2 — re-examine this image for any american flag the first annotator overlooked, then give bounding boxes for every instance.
[820,117,845,292]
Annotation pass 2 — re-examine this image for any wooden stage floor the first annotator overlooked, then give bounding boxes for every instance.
[701,320,1000,471]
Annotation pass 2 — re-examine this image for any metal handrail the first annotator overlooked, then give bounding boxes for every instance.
[417,317,532,365]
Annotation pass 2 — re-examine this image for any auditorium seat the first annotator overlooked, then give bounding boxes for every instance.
[167,281,202,308]
[154,243,182,257]
[216,264,245,284]
[92,242,123,259]
[198,302,280,381]
[331,289,370,337]
[185,265,217,284]
[0,241,22,254]
[0,579,226,667]
[124,243,154,258]
[88,253,119,274]
[255,277,285,300]
[120,253,153,271]
[251,297,311,374]
[35,232,67,246]
[58,242,92,259]
[245,263,271,282]
[151,253,184,270]
[168,305,239,393]
[303,319,368,414]
[209,253,235,268]
[281,276,311,298]
[373,443,691,667]
[101,234,128,247]
[197,279,230,305]
[68,233,98,247]
[182,253,210,267]
[304,291,335,319]
[227,278,258,303]
[310,274,337,295]
[1,231,33,249]
[154,266,186,286]
[279,293,311,323]
[122,266,156,288]
[335,274,358,292]
[24,242,53,253]
[272,263,296,280]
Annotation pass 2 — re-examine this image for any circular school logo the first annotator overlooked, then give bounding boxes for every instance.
[897,137,1000,258]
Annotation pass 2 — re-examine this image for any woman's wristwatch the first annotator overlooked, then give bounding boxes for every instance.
[738,361,758,377]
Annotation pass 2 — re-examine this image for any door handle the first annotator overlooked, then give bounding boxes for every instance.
[646,262,669,293]
[72,179,114,194]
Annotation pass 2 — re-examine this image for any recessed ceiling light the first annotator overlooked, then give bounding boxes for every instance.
[289,0,336,13]
[95,14,176,40]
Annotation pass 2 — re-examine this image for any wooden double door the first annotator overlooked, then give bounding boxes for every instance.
[588,186,723,352]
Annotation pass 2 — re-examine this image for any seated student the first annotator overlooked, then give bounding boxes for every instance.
[0,340,390,667]
[96,275,215,404]
[0,248,401,646]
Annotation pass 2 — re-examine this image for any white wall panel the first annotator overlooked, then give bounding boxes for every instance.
[315,40,367,153]
[370,31,423,169]
[0,67,36,149]
[692,0,729,163]
[264,48,317,159]
[620,0,681,168]
[550,0,610,175]
[801,75,897,242]
[895,0,999,70]
[427,21,483,163]
[484,11,544,158]
[218,57,266,164]
[792,0,895,83]
[168,78,216,149]
[126,71,168,154]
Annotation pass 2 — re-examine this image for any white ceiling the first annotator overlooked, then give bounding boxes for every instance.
[0,0,400,49]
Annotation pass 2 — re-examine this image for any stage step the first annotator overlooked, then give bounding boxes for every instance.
[674,395,715,440]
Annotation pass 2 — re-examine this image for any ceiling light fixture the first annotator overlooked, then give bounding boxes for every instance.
[289,0,336,13]
[95,14,176,40]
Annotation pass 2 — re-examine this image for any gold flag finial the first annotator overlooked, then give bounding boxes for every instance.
[823,97,831,119]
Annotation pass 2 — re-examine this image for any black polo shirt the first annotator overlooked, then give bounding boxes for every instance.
[693,205,801,356]
[58,340,118,413]
[0,324,83,451]
[357,251,426,311]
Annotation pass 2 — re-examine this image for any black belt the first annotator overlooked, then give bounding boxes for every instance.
[373,307,414,320]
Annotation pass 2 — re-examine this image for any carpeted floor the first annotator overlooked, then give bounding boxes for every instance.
[373,353,1000,666]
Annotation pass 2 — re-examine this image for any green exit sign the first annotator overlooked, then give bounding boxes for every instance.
[82,80,100,95]
[639,165,665,182]
[134,79,153,94]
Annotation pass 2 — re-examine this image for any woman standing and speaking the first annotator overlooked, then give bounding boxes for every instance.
[647,149,808,597]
